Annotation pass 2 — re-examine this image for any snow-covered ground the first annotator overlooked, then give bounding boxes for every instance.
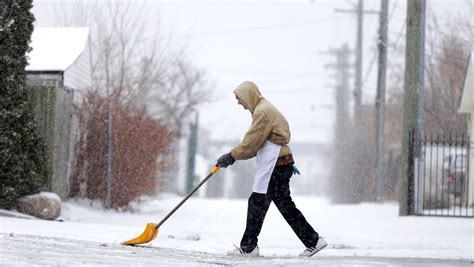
[0,196,472,266]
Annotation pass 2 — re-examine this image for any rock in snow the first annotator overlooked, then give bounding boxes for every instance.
[17,192,61,220]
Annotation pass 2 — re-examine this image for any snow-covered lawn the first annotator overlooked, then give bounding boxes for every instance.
[1,195,472,265]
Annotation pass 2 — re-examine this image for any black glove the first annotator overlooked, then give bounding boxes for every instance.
[216,152,235,168]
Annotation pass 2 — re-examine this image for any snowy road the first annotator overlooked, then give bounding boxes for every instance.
[1,196,472,266]
[1,233,471,267]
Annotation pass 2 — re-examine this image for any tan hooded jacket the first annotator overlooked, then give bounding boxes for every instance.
[230,81,292,160]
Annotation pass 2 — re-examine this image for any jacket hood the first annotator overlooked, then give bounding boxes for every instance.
[233,81,263,113]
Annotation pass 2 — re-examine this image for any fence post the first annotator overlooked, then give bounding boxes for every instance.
[414,131,425,215]
[400,129,416,215]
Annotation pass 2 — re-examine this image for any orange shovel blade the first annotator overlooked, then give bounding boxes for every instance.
[121,223,158,245]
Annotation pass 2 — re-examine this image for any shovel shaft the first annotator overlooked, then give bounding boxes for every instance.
[156,166,221,229]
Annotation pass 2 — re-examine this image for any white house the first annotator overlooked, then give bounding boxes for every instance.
[27,27,91,90]
[26,27,91,200]
[459,50,473,207]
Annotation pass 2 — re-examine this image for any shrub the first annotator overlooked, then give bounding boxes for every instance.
[69,91,177,208]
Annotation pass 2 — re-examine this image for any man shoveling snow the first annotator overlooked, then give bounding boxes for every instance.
[216,81,327,257]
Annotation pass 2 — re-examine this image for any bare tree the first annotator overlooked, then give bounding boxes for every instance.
[52,1,213,130]
[150,59,212,134]
[386,7,471,136]
[51,1,214,194]
[423,11,471,133]
[338,6,472,202]
[52,0,102,27]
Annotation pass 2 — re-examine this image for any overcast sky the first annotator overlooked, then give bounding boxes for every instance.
[31,0,472,144]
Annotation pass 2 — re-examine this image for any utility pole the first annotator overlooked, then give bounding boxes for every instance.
[375,0,389,202]
[186,112,199,194]
[321,44,352,146]
[399,0,426,216]
[105,87,113,208]
[335,0,378,203]
[335,0,378,125]
[334,44,352,143]
[354,0,363,123]
[322,43,352,202]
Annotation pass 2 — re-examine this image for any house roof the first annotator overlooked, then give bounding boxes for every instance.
[26,27,90,72]
[460,50,473,113]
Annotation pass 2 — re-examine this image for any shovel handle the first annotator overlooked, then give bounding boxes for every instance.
[210,166,220,174]
[156,166,221,229]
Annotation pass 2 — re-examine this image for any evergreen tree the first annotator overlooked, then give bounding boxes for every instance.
[0,0,48,209]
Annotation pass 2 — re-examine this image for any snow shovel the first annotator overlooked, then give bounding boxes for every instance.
[121,166,221,246]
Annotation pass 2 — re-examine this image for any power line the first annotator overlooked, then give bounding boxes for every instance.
[212,69,321,76]
[270,87,316,93]
[260,73,323,87]
[166,17,339,39]
[266,86,328,94]
[391,24,406,48]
